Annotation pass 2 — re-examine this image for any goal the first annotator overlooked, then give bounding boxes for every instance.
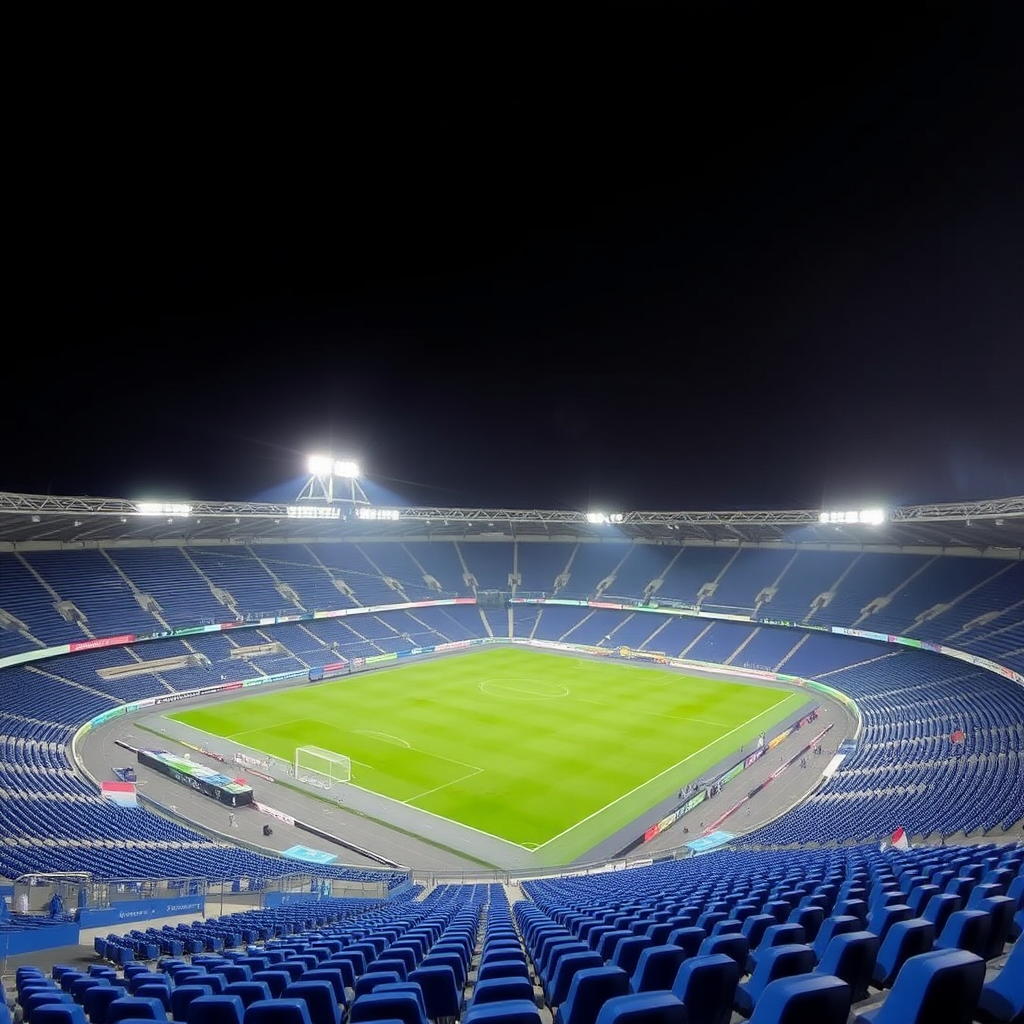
[294,746,351,789]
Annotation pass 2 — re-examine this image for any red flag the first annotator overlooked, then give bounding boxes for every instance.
[891,827,910,851]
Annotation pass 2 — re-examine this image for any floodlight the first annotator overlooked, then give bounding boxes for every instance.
[137,501,192,517]
[297,454,369,507]
[586,511,625,525]
[819,508,886,525]
[355,507,400,520]
[307,454,334,475]
[286,505,342,519]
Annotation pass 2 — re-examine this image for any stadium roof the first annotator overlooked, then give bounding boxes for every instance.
[1,491,1023,553]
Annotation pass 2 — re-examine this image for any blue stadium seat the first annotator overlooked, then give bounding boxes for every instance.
[301,970,347,1007]
[870,918,935,989]
[31,1006,88,1024]
[666,927,706,959]
[812,915,861,961]
[470,978,535,1008]
[628,946,687,995]
[243,999,313,1024]
[82,985,130,1024]
[282,981,341,1024]
[554,967,630,1024]
[105,997,168,1024]
[131,987,170,1014]
[735,944,816,1018]
[408,965,462,1021]
[934,909,991,957]
[592,993,687,1024]
[670,953,739,1024]
[813,930,879,1003]
[853,948,985,1024]
[349,991,429,1024]
[746,974,851,1024]
[698,933,749,969]
[974,933,1024,1023]
[461,1001,541,1024]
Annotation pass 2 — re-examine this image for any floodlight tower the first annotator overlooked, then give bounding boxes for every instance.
[295,455,370,509]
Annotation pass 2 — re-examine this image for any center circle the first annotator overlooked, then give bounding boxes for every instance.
[477,677,570,700]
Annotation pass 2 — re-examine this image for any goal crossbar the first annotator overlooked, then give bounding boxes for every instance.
[294,745,351,788]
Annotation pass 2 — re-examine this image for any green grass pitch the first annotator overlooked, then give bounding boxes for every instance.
[167,647,805,862]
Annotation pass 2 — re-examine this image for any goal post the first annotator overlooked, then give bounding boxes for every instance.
[294,746,351,789]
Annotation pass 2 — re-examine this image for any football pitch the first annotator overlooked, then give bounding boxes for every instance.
[167,647,805,862]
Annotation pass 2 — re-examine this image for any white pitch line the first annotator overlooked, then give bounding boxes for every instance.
[340,778,534,851]
[228,715,311,741]
[532,693,796,851]
[406,766,483,804]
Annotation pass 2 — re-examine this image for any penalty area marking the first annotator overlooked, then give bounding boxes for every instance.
[478,678,570,700]
[406,765,484,804]
[353,730,411,747]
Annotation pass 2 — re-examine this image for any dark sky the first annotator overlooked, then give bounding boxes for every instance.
[7,5,1024,513]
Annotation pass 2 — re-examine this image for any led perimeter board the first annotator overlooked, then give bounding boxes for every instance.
[137,749,255,807]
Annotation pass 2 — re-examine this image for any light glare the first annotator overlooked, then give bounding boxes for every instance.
[286,505,341,519]
[355,507,400,520]
[137,501,192,517]
[307,454,334,475]
[819,508,887,525]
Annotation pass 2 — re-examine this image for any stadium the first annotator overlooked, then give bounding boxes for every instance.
[1,466,1022,1023]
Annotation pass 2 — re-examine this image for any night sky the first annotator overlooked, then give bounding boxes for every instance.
[8,5,1024,514]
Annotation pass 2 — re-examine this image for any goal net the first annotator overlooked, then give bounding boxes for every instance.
[294,745,351,789]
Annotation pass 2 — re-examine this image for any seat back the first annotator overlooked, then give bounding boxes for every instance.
[249,972,291,999]
[872,918,935,989]
[349,991,427,1024]
[471,978,534,1007]
[555,968,629,1024]
[282,981,341,1024]
[976,931,1024,1024]
[106,997,167,1024]
[741,915,777,952]
[408,965,461,1020]
[243,998,314,1024]
[610,937,652,979]
[592,993,687,1024]
[745,974,851,1024]
[132,986,170,1012]
[787,906,824,943]
[353,973,404,1001]
[218,982,270,1011]
[698,933,748,968]
[869,948,984,1024]
[670,953,739,1024]
[461,1000,541,1024]
[935,909,991,958]
[666,927,705,959]
[29,1008,87,1024]
[81,986,129,1024]
[187,995,245,1024]
[923,893,962,937]
[812,916,860,961]
[301,970,347,1006]
[169,985,214,1022]
[814,931,878,1003]
[976,896,1015,960]
[629,946,686,996]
